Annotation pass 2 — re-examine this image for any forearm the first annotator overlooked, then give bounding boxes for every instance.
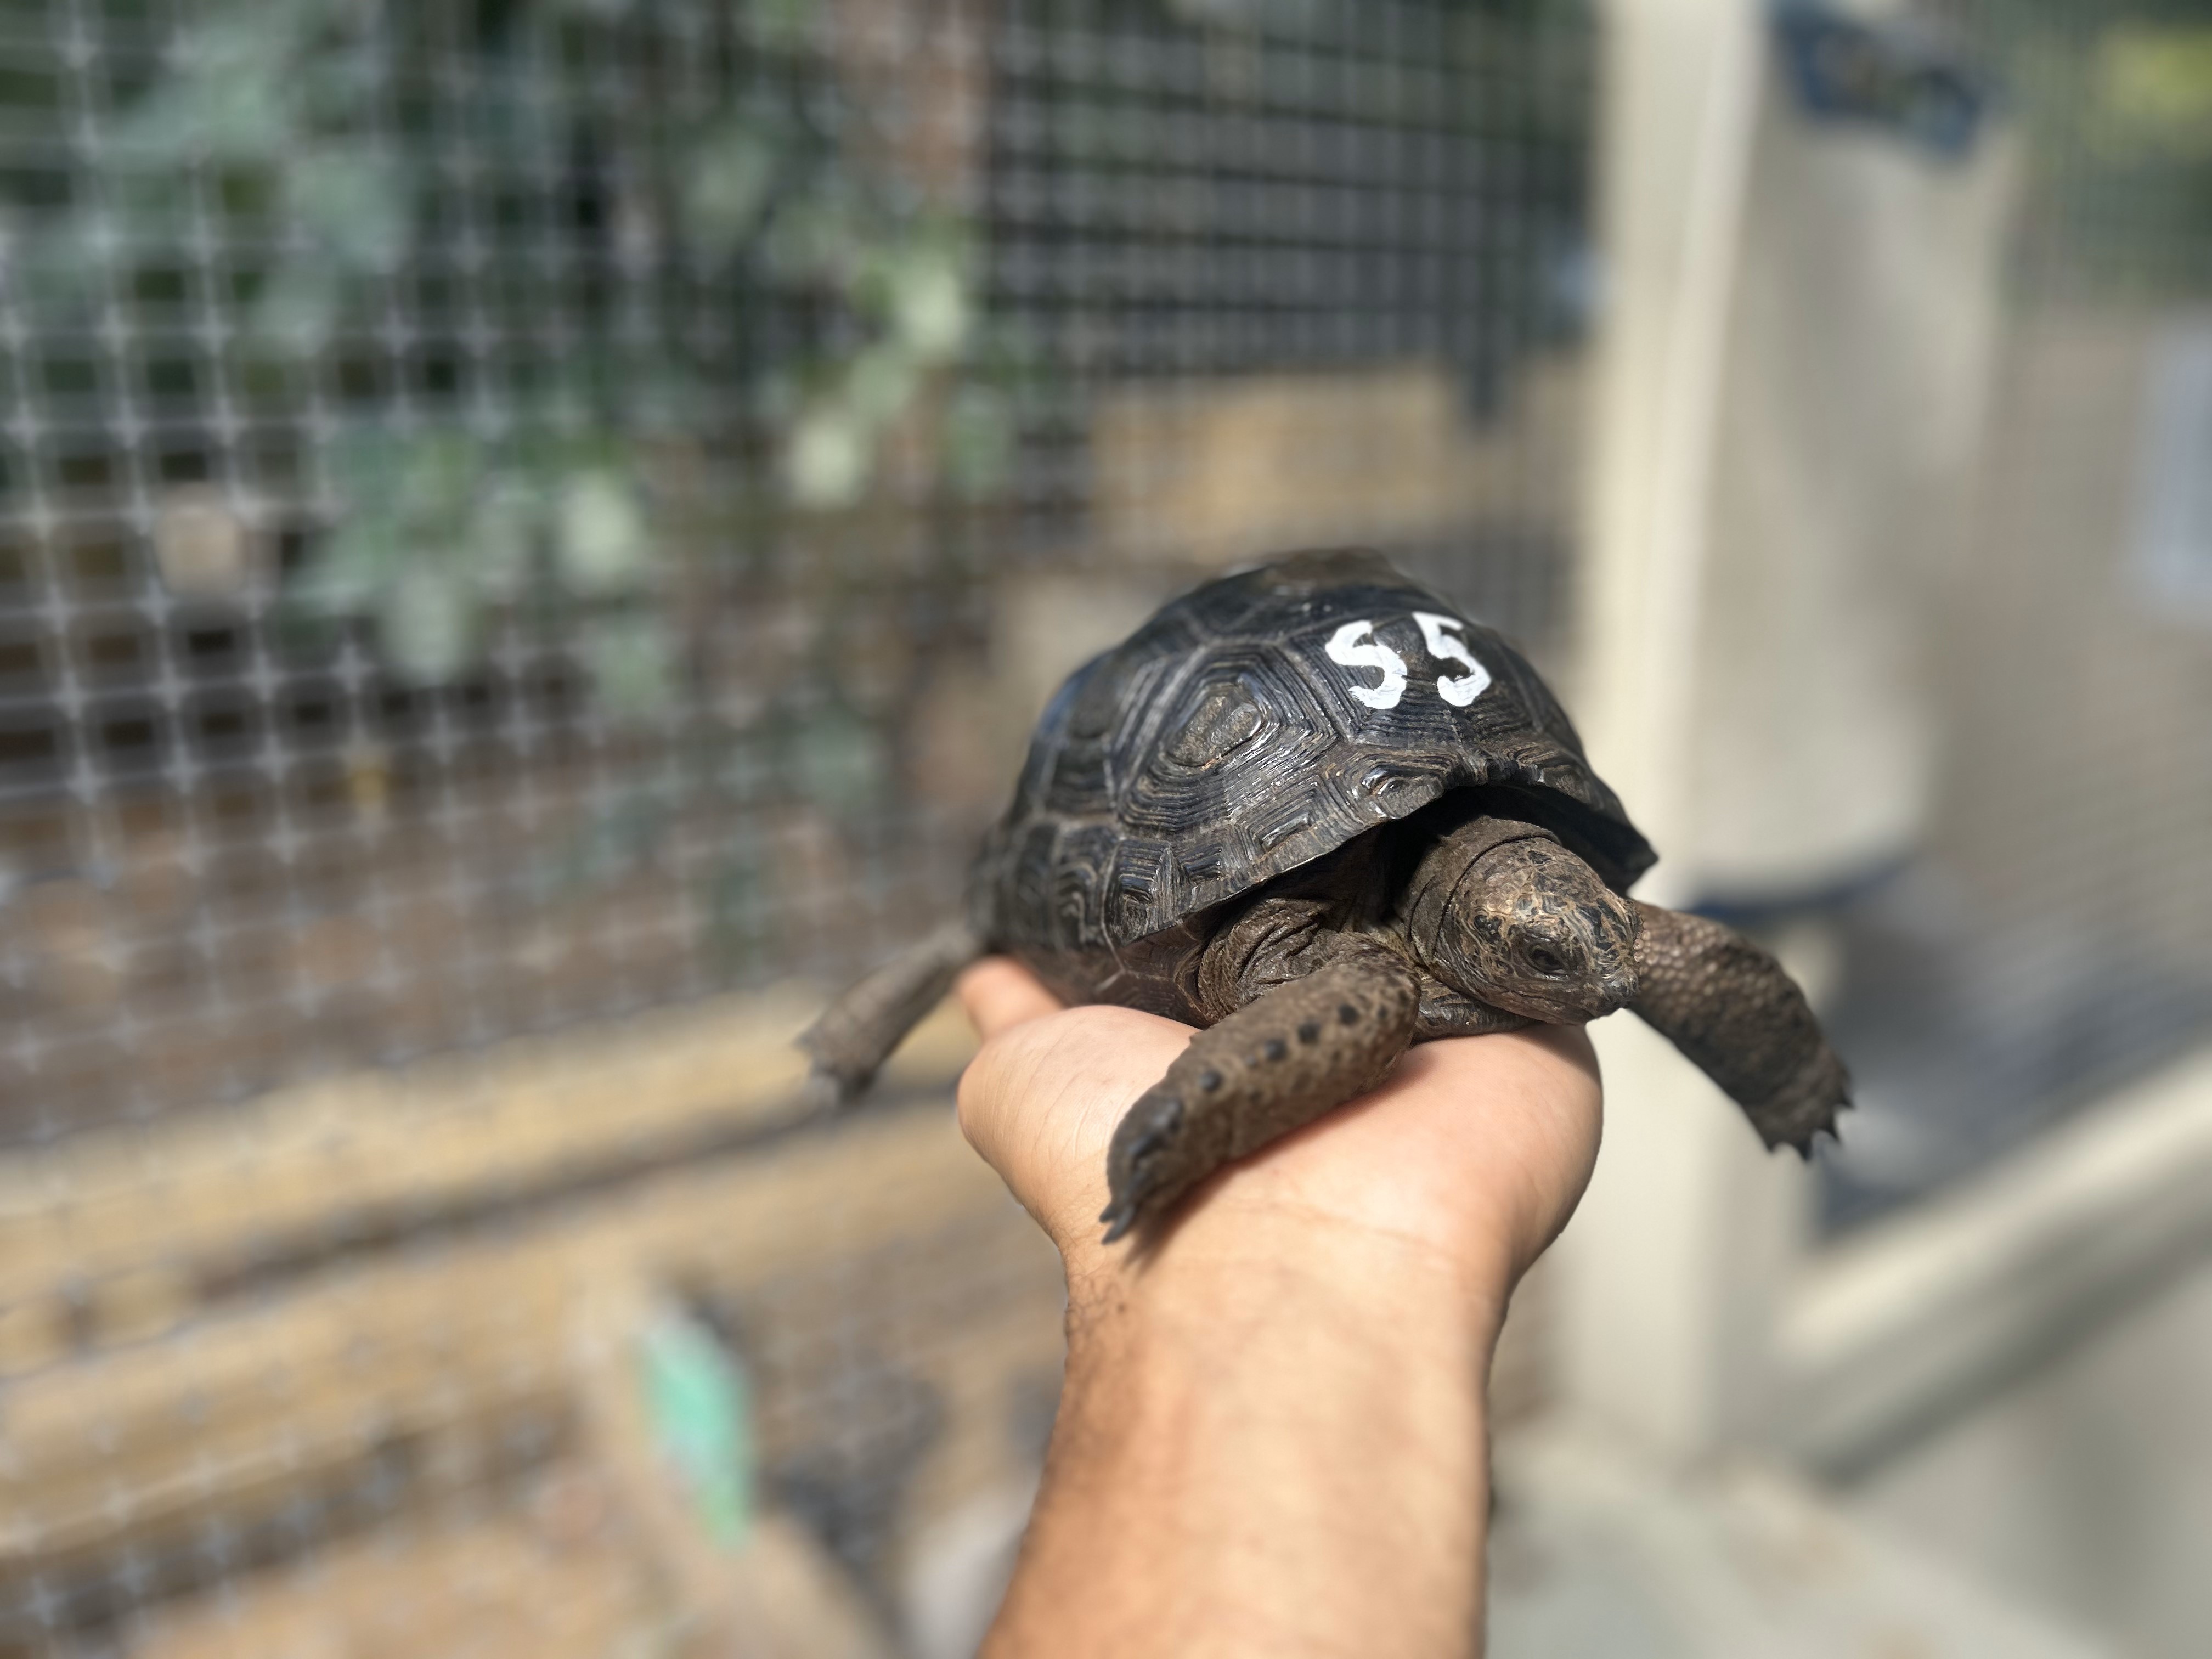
[985,1223,1506,1658]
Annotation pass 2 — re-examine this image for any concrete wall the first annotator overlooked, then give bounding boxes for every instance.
[1844,1244,2212,1658]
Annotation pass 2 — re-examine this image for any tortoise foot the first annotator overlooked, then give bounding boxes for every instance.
[1762,1045,1854,1159]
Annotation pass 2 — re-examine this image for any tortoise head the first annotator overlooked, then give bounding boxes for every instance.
[1401,818,1640,1023]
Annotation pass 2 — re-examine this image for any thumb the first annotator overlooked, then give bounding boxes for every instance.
[957,957,1066,1040]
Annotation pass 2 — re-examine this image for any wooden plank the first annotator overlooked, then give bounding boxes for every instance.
[126,1498,661,1659]
[0,988,980,1360]
[0,1103,1059,1572]
[127,1481,923,1659]
[1088,361,1582,565]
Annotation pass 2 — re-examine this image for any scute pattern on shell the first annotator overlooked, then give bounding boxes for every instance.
[969,550,1656,1020]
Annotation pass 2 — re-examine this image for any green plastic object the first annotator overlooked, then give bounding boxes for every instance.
[637,1306,755,1550]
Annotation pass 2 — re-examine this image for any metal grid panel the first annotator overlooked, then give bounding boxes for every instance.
[0,3,1596,1652]
[1820,0,2212,1226]
[0,0,1593,1146]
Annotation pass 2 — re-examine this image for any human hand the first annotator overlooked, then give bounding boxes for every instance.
[955,957,1604,1313]
[959,958,1602,1657]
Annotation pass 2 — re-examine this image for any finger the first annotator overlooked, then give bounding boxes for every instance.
[956,956,1065,1040]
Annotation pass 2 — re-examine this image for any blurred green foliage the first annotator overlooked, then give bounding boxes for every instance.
[15,0,1011,706]
[293,428,662,692]
[2094,26,2212,160]
[1972,2,2212,298]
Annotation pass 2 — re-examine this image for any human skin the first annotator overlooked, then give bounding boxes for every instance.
[953,957,1605,1659]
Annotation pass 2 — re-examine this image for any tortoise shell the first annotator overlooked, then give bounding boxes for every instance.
[969,549,1656,1020]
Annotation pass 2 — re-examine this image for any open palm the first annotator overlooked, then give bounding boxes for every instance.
[955,957,1606,1300]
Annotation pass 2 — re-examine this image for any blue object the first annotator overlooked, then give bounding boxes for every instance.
[1771,1,1992,162]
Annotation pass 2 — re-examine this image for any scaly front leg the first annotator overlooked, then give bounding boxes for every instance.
[1100,939,1420,1242]
[1628,901,1850,1154]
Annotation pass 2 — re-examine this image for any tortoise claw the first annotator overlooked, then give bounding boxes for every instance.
[1099,1090,1188,1245]
[1782,1094,1850,1160]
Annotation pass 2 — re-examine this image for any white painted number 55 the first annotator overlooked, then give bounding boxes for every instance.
[1325,612,1492,712]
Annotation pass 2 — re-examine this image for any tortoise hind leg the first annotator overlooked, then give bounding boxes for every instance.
[1627,901,1850,1155]
[1101,946,1420,1243]
[799,919,985,1108]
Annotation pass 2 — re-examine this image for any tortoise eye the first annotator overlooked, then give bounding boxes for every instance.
[1525,944,1566,975]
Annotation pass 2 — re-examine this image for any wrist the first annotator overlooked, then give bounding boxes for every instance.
[1063,1202,1512,1367]
[1010,1204,1496,1658]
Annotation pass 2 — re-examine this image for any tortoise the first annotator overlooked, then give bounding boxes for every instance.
[803,550,1849,1243]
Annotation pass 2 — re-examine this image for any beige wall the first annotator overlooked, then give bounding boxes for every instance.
[1846,1242,2212,1659]
[1924,312,2212,979]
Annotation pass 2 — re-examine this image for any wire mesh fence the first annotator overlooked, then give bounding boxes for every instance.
[0,0,1592,1145]
[0,2,1595,1653]
[1818,0,2212,1226]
